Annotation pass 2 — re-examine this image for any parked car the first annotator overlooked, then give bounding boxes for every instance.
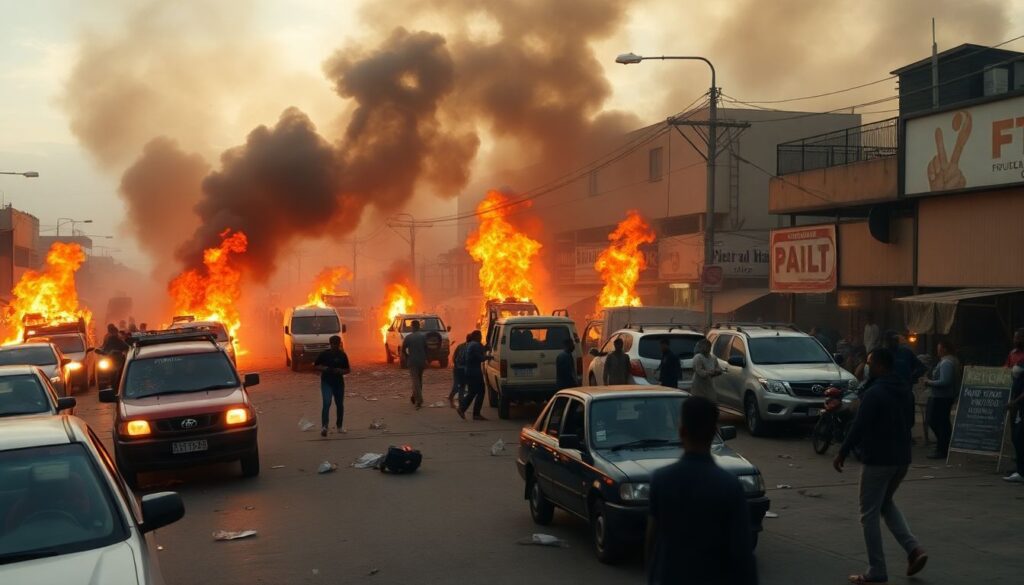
[706,323,858,436]
[483,315,581,419]
[99,328,261,487]
[0,416,183,583]
[516,387,769,562]
[586,325,704,389]
[0,365,76,418]
[384,313,451,368]
[282,305,344,371]
[579,306,704,370]
[26,331,96,393]
[0,342,73,397]
[169,317,237,366]
[479,298,540,347]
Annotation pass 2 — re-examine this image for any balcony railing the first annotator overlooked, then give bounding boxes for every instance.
[777,117,898,175]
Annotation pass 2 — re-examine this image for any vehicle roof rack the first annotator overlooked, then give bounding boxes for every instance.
[171,315,196,324]
[128,327,218,348]
[624,322,701,334]
[713,322,801,333]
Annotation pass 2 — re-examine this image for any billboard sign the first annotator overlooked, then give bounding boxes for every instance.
[905,94,1024,195]
[659,232,769,281]
[770,225,837,293]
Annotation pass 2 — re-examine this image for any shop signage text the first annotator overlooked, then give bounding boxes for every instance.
[769,225,837,293]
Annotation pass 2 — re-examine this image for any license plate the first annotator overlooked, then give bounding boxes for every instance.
[512,367,536,378]
[172,440,208,454]
[808,408,820,417]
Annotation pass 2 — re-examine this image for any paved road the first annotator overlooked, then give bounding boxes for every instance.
[73,351,1024,585]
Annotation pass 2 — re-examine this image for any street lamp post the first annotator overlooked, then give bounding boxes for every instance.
[0,171,39,178]
[56,218,93,237]
[616,52,718,330]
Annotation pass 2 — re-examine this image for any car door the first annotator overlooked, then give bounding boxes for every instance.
[711,334,739,408]
[483,323,502,390]
[589,334,617,386]
[717,336,749,407]
[532,396,569,503]
[549,397,590,517]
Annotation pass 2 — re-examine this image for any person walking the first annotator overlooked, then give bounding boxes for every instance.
[1003,328,1024,483]
[448,333,471,407]
[602,337,630,385]
[924,340,961,459]
[646,396,756,585]
[314,335,350,437]
[691,338,722,402]
[834,348,928,584]
[864,313,880,354]
[402,319,428,409]
[884,330,927,391]
[457,330,488,421]
[655,338,682,390]
[555,338,578,390]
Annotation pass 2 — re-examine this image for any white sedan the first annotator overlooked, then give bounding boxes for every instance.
[586,327,704,389]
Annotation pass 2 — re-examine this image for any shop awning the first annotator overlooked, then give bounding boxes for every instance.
[894,288,1024,334]
[709,288,772,314]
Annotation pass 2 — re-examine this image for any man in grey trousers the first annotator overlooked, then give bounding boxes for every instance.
[834,348,928,584]
[402,319,428,409]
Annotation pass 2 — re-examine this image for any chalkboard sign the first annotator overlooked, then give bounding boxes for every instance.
[949,366,1012,457]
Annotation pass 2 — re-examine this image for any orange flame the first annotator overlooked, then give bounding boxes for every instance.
[307,266,353,307]
[2,243,91,345]
[168,229,247,347]
[378,282,415,342]
[595,210,655,312]
[466,190,541,303]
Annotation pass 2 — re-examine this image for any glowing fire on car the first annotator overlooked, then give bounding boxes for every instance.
[466,190,541,303]
[378,282,415,343]
[168,229,247,349]
[2,242,91,345]
[595,210,655,312]
[307,266,353,307]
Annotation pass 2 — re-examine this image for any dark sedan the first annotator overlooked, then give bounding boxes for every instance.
[516,386,770,563]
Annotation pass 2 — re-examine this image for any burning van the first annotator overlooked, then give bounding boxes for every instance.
[283,305,345,371]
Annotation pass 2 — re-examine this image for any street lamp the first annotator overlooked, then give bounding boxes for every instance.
[56,218,93,237]
[616,52,718,331]
[0,171,39,178]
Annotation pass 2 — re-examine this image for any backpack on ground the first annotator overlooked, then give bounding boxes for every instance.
[379,445,422,474]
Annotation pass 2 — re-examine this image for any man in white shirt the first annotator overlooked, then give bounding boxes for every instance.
[863,313,880,354]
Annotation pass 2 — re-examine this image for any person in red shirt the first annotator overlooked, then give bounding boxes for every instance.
[1004,329,1024,483]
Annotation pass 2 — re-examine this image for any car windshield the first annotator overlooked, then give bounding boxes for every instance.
[123,352,239,398]
[29,336,85,355]
[402,318,444,331]
[291,316,341,335]
[748,337,833,365]
[0,375,50,417]
[638,334,701,360]
[590,396,686,450]
[509,326,571,350]
[0,347,55,367]
[0,444,126,563]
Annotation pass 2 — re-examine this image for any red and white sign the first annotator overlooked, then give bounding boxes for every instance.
[701,265,724,292]
[770,225,837,293]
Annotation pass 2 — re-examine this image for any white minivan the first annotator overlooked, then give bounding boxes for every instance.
[483,315,581,419]
[283,306,344,371]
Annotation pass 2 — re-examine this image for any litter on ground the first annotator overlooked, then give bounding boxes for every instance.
[517,533,569,548]
[352,453,385,469]
[298,418,315,432]
[318,461,338,474]
[213,530,257,541]
[491,438,506,456]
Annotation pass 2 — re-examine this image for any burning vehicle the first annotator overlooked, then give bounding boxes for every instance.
[24,316,97,393]
[168,315,237,366]
[283,305,344,371]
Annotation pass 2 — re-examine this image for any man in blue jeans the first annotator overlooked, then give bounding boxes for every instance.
[314,335,351,437]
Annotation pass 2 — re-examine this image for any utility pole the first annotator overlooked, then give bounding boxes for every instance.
[705,82,718,331]
[931,18,939,109]
[387,214,432,288]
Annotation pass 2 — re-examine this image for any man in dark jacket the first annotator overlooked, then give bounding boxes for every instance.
[834,348,928,584]
[656,338,681,389]
[884,330,927,391]
[457,330,489,421]
[555,338,578,390]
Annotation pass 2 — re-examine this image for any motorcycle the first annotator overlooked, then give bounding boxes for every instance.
[812,383,863,455]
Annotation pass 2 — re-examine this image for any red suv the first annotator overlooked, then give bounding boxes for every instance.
[99,328,260,487]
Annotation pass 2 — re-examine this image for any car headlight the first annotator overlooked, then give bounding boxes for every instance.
[737,474,765,496]
[225,407,251,425]
[98,358,113,371]
[120,420,152,437]
[845,379,860,392]
[758,378,790,395]
[619,482,650,502]
[66,361,83,372]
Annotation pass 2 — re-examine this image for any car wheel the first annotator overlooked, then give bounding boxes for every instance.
[116,450,139,490]
[241,447,260,477]
[745,394,767,437]
[290,353,299,372]
[590,498,624,564]
[439,356,449,368]
[385,345,394,364]
[498,395,511,420]
[528,475,554,525]
[588,373,597,387]
[812,416,833,454]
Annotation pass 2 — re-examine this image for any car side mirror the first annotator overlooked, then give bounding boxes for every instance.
[446,325,452,332]
[719,425,737,441]
[727,355,745,367]
[284,326,290,335]
[833,353,844,365]
[589,348,600,357]
[140,492,185,533]
[56,396,76,412]
[98,387,117,403]
[558,434,584,451]
[342,324,347,333]
[243,373,260,388]
[60,357,72,367]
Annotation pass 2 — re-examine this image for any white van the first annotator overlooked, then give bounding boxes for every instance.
[483,315,581,419]
[283,306,345,371]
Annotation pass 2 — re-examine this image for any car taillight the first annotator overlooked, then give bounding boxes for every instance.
[629,359,645,377]
[500,359,508,377]
[225,407,250,425]
[121,420,151,437]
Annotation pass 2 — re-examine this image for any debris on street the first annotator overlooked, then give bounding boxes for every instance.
[490,438,506,456]
[298,418,315,432]
[352,453,385,469]
[364,396,379,402]
[369,418,386,430]
[776,484,792,489]
[765,512,780,519]
[427,400,447,408]
[777,454,793,459]
[517,533,569,548]
[213,530,258,541]
[368,569,380,576]
[797,489,822,498]
[318,461,338,474]
[271,465,286,469]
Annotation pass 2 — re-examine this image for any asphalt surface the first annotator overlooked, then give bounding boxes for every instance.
[72,348,1024,585]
